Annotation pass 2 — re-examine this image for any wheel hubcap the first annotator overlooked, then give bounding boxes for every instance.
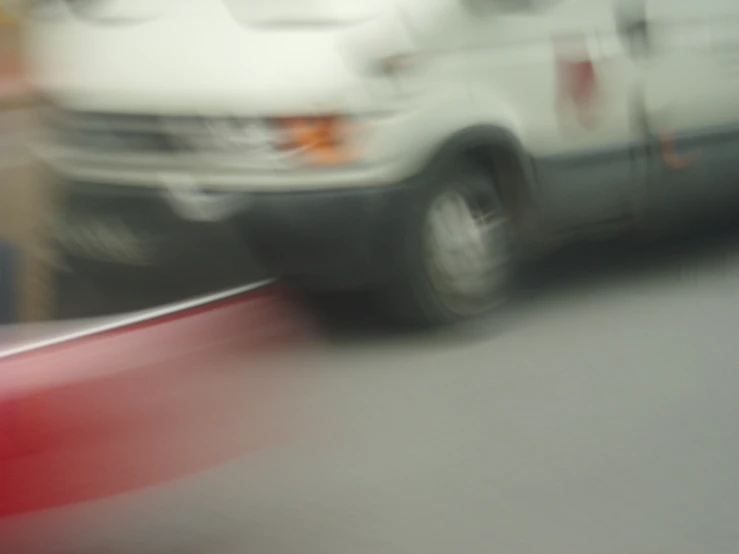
[425,188,508,299]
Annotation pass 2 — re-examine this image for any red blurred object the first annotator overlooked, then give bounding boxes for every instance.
[0,281,313,518]
[554,33,599,129]
[558,59,597,106]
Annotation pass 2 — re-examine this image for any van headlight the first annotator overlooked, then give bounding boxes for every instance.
[6,0,67,20]
[65,0,162,23]
[19,0,162,22]
[168,115,364,167]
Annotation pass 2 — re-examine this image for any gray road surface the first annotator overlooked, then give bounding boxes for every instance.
[233,229,739,554]
[12,224,739,554]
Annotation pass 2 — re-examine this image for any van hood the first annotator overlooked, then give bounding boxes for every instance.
[26,1,408,114]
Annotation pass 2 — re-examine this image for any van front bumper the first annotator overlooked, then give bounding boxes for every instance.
[240,184,416,287]
[56,180,416,289]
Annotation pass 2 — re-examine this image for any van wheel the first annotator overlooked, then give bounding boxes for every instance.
[385,158,515,327]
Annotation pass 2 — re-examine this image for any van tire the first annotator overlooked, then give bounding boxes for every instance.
[384,156,515,327]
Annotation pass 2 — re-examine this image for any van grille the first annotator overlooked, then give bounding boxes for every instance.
[49,111,176,154]
[48,111,245,155]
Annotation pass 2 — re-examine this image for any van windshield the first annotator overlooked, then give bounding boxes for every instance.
[226,0,380,25]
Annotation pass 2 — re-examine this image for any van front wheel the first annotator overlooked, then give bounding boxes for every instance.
[386,159,515,327]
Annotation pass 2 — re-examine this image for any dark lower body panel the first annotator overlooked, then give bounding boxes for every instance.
[55,180,417,290]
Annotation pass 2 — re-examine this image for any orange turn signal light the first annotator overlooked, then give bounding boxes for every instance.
[272,115,359,166]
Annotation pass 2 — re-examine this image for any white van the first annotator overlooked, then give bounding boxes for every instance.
[17,0,739,325]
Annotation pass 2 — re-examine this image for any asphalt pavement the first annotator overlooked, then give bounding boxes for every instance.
[40,220,739,554]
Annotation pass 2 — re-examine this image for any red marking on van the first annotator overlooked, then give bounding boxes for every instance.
[554,33,600,129]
